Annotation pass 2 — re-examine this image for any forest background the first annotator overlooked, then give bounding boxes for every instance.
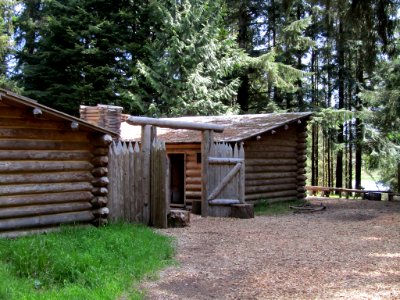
[0,0,399,192]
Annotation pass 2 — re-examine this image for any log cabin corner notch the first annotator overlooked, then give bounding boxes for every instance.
[0,88,118,238]
[120,113,312,207]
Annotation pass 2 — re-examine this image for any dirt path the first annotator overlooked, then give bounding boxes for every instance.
[141,199,400,299]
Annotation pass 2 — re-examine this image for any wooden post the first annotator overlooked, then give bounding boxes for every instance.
[141,125,152,224]
[238,143,245,203]
[201,130,213,217]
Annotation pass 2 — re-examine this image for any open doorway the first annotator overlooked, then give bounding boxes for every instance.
[168,153,185,207]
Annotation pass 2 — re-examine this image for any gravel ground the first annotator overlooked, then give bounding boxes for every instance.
[141,198,400,299]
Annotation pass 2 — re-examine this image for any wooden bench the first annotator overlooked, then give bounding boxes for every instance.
[306,186,394,200]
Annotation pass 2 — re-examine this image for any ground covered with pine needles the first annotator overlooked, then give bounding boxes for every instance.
[142,198,400,299]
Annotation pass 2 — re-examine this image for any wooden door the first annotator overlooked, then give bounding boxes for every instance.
[207,143,245,205]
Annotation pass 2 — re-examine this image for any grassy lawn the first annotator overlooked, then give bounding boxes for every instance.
[254,199,307,216]
[0,223,175,300]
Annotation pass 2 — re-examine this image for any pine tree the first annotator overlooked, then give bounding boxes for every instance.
[0,0,19,91]
[137,0,243,116]
[14,0,152,115]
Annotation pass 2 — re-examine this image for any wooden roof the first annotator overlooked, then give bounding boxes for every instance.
[121,112,312,143]
[0,89,118,136]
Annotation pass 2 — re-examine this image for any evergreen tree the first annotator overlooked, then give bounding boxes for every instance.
[361,52,400,191]
[0,0,19,91]
[14,0,152,115]
[137,0,243,116]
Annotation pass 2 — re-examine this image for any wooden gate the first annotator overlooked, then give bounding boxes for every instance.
[207,142,245,205]
[108,139,168,228]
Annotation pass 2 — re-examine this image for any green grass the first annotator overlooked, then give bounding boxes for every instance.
[254,199,307,216]
[0,223,175,300]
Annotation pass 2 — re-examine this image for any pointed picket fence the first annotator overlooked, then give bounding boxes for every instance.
[108,140,168,227]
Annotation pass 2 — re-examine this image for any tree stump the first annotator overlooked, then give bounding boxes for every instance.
[168,209,190,227]
[230,203,254,219]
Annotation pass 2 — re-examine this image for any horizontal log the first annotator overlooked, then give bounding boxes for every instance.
[186,184,201,191]
[127,116,225,132]
[92,187,108,196]
[297,168,306,174]
[246,177,297,187]
[91,197,108,207]
[246,165,297,173]
[297,187,307,193]
[0,191,93,207]
[297,155,307,162]
[245,190,298,200]
[246,158,297,166]
[186,169,201,177]
[297,175,307,181]
[93,147,109,156]
[186,154,198,162]
[92,176,109,187]
[90,134,113,147]
[297,192,307,199]
[209,199,240,205]
[92,207,109,217]
[244,145,297,153]
[0,161,93,173]
[0,150,92,161]
[297,142,307,150]
[0,128,88,141]
[297,131,308,139]
[245,152,297,159]
[297,181,306,187]
[0,202,92,219]
[0,107,29,118]
[245,171,298,180]
[0,227,62,238]
[0,182,92,196]
[0,171,93,185]
[186,162,201,169]
[246,196,299,204]
[91,156,108,167]
[91,167,108,177]
[186,177,201,184]
[0,210,95,231]
[0,140,91,150]
[245,183,298,194]
[297,162,307,168]
[185,191,202,198]
[0,118,70,130]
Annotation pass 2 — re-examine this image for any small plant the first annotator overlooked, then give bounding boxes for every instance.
[0,223,175,300]
[254,199,307,216]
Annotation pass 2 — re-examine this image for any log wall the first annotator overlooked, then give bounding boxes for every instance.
[165,122,309,206]
[0,100,111,237]
[244,125,306,203]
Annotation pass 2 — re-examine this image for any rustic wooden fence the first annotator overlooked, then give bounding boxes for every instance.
[107,140,168,227]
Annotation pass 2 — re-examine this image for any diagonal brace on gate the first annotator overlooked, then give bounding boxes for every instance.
[207,158,244,202]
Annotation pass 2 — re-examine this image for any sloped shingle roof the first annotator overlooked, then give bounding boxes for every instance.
[121,112,312,143]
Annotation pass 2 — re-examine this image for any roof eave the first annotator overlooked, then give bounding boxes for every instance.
[0,89,118,137]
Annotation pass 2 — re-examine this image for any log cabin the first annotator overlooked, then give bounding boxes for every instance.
[0,89,117,237]
[118,113,312,208]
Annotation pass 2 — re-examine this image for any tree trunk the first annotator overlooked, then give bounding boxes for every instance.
[237,0,250,112]
[335,20,345,189]
[355,52,364,190]
[311,124,319,186]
